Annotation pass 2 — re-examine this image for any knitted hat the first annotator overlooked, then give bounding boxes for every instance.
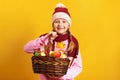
[52,3,71,26]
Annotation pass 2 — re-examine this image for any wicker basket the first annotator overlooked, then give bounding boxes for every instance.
[31,56,70,78]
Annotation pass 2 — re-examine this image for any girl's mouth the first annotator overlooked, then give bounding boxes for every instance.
[57,27,64,30]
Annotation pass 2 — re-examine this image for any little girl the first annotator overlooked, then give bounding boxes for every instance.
[24,3,82,80]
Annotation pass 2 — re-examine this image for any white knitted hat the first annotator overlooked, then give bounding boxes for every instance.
[52,3,71,26]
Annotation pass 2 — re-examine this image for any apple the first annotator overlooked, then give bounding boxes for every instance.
[40,51,46,56]
[34,52,41,56]
[49,51,54,57]
[49,51,61,58]
[60,53,67,58]
[58,50,67,58]
[54,51,61,58]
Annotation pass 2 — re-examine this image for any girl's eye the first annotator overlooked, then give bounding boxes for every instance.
[54,20,67,23]
[54,20,59,23]
[63,20,67,23]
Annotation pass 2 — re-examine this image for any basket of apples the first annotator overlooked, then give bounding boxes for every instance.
[31,49,70,78]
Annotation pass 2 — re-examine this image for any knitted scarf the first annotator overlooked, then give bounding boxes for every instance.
[40,32,79,58]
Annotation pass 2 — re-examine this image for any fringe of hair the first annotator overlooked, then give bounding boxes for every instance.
[67,40,75,53]
[66,30,75,53]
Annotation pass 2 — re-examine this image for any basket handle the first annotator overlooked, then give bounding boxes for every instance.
[44,35,53,56]
[69,57,74,67]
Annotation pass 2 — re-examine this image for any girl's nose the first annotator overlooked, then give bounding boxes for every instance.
[58,21,63,26]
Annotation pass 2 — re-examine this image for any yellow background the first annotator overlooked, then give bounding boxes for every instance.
[0,0,120,80]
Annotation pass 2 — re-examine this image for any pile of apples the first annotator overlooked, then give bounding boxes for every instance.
[34,49,67,58]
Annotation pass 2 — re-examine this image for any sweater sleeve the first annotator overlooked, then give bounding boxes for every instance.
[60,51,82,80]
[24,34,49,53]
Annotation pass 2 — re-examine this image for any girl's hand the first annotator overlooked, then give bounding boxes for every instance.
[48,31,58,40]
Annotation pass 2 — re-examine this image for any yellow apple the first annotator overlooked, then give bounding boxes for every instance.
[40,51,46,56]
[60,53,67,58]
[49,51,54,57]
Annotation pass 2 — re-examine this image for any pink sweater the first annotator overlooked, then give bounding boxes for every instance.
[24,34,82,80]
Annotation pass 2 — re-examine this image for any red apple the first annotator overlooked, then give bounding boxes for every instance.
[54,51,61,58]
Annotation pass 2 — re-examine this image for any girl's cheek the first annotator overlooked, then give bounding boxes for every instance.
[53,24,57,27]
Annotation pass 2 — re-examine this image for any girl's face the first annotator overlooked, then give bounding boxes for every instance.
[53,18,70,34]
